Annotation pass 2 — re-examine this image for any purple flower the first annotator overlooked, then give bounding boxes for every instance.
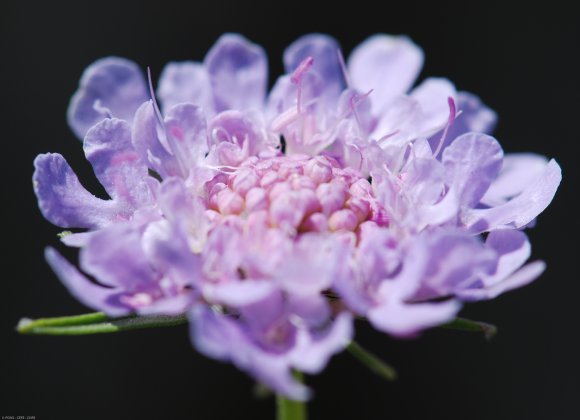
[33,33,561,399]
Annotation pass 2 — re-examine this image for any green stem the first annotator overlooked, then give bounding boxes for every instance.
[276,371,307,420]
[17,312,188,335]
[441,317,497,339]
[347,341,397,381]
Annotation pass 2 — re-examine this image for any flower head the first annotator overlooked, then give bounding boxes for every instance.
[33,33,561,400]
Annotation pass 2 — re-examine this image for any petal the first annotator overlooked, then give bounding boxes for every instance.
[371,95,422,144]
[201,224,244,280]
[203,281,276,306]
[45,247,129,316]
[137,293,195,316]
[410,77,457,135]
[157,61,214,113]
[454,91,497,134]
[157,176,207,229]
[412,231,497,300]
[291,312,353,374]
[283,34,344,99]
[454,230,533,301]
[464,159,562,232]
[189,305,238,361]
[131,101,180,178]
[189,306,311,401]
[84,118,152,207]
[442,133,504,207]
[33,153,117,229]
[415,188,459,230]
[457,261,546,301]
[376,234,431,301]
[79,223,156,289]
[404,157,445,205]
[267,73,327,122]
[485,229,531,285]
[204,33,268,112]
[276,234,348,296]
[287,294,331,326]
[348,34,424,113]
[60,231,95,247]
[481,153,549,206]
[368,299,461,337]
[164,103,209,169]
[141,219,202,288]
[67,57,148,139]
[156,179,210,253]
[238,290,287,329]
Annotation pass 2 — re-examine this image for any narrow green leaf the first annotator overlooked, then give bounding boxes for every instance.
[347,341,397,381]
[17,312,109,333]
[441,317,497,339]
[17,312,188,336]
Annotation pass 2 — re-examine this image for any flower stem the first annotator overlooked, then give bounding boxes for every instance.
[276,372,307,420]
[17,312,188,335]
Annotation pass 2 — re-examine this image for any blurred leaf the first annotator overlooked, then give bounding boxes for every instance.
[441,317,497,340]
[347,341,397,381]
[17,312,187,335]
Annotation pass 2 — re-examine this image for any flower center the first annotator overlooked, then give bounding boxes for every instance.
[205,153,387,235]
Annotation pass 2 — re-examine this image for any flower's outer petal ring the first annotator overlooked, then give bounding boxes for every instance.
[45,247,129,317]
[33,153,118,229]
[204,34,268,112]
[348,34,424,113]
[67,57,148,140]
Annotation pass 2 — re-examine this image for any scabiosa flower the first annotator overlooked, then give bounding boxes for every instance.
[32,33,561,400]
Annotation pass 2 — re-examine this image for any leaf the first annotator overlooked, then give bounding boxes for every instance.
[16,312,188,335]
[441,317,497,340]
[347,341,397,381]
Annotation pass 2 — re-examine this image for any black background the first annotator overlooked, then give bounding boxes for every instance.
[1,1,578,419]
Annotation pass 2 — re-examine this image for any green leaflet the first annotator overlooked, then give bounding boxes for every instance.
[17,312,187,335]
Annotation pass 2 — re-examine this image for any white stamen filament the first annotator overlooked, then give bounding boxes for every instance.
[147,67,188,178]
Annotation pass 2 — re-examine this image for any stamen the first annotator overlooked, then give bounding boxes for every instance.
[392,141,412,175]
[147,67,165,127]
[270,98,318,132]
[147,67,188,177]
[432,96,457,158]
[271,107,300,131]
[317,90,373,149]
[346,142,364,171]
[336,49,351,88]
[290,56,314,85]
[291,56,314,114]
[377,130,400,145]
[349,90,372,136]
[204,164,239,174]
[382,163,411,211]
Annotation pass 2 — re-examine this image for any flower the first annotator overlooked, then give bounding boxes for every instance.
[33,33,561,400]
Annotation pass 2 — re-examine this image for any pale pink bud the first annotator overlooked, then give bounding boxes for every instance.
[301,213,328,232]
[328,209,358,231]
[216,189,244,215]
[246,187,268,212]
[304,156,333,184]
[316,182,347,216]
[346,197,370,222]
[231,169,259,196]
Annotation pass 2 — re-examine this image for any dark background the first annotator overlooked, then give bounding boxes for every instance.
[1,1,578,419]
